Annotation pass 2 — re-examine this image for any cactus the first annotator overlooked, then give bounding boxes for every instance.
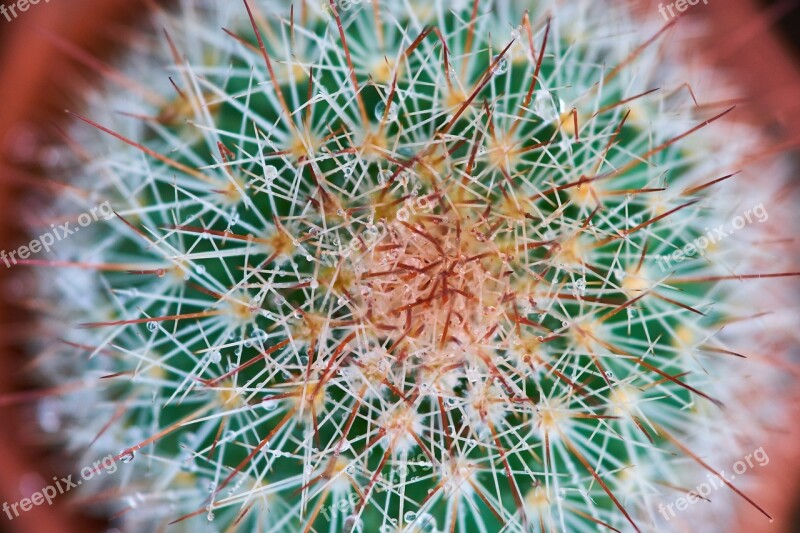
[28,0,797,531]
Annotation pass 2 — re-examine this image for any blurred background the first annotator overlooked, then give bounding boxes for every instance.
[0,0,797,531]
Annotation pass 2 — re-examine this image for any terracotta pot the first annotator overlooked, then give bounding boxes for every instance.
[0,2,153,531]
[687,2,800,531]
[0,0,797,531]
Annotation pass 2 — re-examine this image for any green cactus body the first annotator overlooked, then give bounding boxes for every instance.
[30,1,796,532]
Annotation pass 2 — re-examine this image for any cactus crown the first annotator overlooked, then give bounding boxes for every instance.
[32,0,793,531]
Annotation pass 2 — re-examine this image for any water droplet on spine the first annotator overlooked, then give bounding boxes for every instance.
[120,450,135,463]
[492,55,509,75]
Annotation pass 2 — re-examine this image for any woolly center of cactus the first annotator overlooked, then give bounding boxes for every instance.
[354,214,508,354]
